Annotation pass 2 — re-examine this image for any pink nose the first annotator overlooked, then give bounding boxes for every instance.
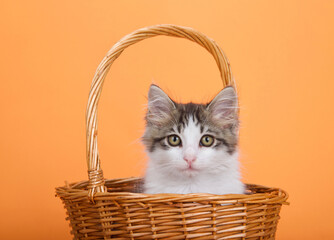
[183,156,196,164]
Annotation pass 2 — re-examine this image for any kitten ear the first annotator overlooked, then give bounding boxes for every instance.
[146,84,176,127]
[207,86,239,128]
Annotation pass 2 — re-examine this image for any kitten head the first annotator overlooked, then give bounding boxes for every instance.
[142,84,239,178]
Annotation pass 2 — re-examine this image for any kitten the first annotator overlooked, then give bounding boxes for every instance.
[142,84,245,195]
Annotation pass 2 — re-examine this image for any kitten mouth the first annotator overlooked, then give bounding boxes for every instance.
[183,166,199,172]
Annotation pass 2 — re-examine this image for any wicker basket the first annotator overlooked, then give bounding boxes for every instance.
[56,24,288,240]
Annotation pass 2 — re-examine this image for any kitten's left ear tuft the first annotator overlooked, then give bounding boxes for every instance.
[207,86,239,128]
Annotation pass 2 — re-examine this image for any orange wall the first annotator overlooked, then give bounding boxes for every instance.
[1,0,334,239]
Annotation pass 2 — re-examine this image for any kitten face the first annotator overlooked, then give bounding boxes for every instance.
[142,85,239,179]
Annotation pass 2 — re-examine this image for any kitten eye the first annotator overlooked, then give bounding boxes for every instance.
[167,135,181,146]
[200,135,214,147]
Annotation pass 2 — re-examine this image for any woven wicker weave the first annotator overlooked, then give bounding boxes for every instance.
[56,24,288,240]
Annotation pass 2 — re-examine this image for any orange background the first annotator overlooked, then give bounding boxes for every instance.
[1,0,334,239]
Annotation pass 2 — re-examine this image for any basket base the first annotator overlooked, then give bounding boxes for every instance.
[56,178,288,239]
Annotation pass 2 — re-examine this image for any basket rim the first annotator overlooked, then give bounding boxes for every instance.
[56,177,289,205]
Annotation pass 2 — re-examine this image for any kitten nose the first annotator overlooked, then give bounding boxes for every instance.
[183,156,196,164]
[183,147,197,164]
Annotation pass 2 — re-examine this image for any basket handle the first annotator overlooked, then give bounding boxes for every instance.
[86,24,235,201]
